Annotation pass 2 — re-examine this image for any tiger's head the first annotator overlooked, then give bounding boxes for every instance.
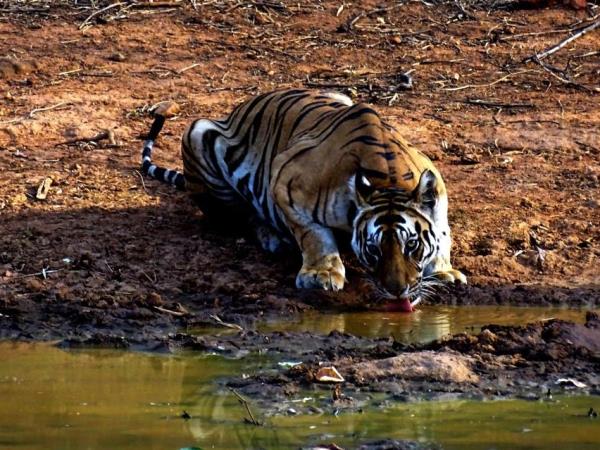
[351,169,440,304]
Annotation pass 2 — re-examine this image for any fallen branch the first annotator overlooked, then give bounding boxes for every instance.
[79,2,125,30]
[29,101,72,118]
[0,102,74,125]
[16,268,62,279]
[154,305,187,317]
[525,18,600,62]
[530,56,597,92]
[55,130,118,147]
[176,62,201,74]
[463,99,535,109]
[209,314,244,331]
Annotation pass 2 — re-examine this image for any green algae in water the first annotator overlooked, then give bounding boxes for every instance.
[0,343,598,450]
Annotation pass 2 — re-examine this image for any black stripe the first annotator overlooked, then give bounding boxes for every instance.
[153,166,166,181]
[173,173,186,191]
[294,106,348,141]
[347,202,357,225]
[309,107,379,146]
[147,116,166,141]
[312,188,322,223]
[321,183,331,225]
[299,229,311,249]
[185,119,202,152]
[287,101,329,137]
[254,92,309,200]
[226,91,277,139]
[342,135,387,150]
[376,151,396,161]
[374,214,406,227]
[422,229,432,248]
[415,221,422,235]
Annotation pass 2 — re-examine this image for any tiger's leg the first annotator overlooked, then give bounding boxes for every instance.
[293,225,345,291]
[424,196,466,284]
[425,226,467,284]
[272,193,345,290]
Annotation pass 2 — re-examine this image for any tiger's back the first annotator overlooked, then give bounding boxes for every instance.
[181,89,443,233]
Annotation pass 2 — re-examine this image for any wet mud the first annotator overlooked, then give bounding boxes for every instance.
[210,312,600,415]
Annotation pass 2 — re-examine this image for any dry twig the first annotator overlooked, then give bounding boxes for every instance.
[0,101,73,125]
[443,70,532,91]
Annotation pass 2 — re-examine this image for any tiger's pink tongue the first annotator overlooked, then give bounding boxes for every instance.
[382,296,414,312]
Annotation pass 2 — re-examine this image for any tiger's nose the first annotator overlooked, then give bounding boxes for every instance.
[379,277,410,297]
[380,277,421,297]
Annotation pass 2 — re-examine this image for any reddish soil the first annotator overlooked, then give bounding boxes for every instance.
[1,1,599,342]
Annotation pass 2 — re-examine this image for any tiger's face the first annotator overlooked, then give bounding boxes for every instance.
[351,170,439,301]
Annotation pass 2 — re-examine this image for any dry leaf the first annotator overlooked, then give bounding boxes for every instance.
[316,366,344,383]
[36,177,52,200]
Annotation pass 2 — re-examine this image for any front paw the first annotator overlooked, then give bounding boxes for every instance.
[296,254,346,291]
[432,269,467,284]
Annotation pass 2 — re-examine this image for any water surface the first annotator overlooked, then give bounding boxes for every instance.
[259,305,590,342]
[1,342,598,450]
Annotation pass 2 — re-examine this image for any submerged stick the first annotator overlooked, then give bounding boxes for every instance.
[229,388,262,426]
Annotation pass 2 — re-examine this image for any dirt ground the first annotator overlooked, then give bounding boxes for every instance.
[1,1,599,344]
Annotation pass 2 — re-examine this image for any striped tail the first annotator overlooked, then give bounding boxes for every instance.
[141,101,186,191]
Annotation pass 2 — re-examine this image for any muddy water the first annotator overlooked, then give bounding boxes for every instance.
[259,305,590,342]
[1,342,599,450]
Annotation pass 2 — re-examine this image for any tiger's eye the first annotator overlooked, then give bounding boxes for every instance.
[405,239,418,251]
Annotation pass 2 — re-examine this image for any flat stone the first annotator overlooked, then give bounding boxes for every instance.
[348,351,479,384]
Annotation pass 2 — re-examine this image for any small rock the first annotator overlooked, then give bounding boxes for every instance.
[108,52,126,62]
[460,153,480,164]
[146,292,164,307]
[556,378,587,389]
[520,197,535,208]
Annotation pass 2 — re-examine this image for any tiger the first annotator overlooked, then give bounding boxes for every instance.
[141,89,466,311]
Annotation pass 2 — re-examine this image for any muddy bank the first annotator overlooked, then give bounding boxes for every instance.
[2,266,599,344]
[153,312,600,415]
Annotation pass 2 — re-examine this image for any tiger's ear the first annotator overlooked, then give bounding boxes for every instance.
[414,170,438,211]
[355,171,375,201]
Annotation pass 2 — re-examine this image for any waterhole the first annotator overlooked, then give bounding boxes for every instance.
[1,305,597,449]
